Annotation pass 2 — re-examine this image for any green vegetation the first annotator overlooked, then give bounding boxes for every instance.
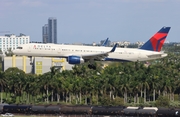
[155,96,170,107]
[0,45,180,107]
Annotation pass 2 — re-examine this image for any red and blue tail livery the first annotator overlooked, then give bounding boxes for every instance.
[140,27,171,52]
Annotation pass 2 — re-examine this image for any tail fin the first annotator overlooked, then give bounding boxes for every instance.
[140,27,171,52]
[101,38,109,46]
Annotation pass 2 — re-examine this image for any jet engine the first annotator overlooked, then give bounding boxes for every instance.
[67,56,84,64]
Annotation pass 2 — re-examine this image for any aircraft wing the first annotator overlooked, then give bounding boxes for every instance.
[64,43,117,61]
[82,43,117,61]
[82,52,110,61]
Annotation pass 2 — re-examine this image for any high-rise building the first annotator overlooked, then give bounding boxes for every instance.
[0,34,30,53]
[42,24,48,43]
[48,17,57,43]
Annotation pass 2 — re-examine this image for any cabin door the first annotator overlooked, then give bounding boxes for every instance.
[28,45,32,52]
[58,48,61,54]
[138,52,141,59]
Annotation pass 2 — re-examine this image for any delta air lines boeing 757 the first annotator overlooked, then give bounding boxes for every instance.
[13,27,170,69]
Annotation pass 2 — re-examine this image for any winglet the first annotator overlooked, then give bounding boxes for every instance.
[110,43,118,52]
[101,38,109,46]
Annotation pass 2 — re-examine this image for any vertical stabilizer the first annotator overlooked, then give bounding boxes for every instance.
[140,27,171,52]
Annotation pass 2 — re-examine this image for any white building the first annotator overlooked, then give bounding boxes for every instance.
[111,41,131,47]
[0,33,30,53]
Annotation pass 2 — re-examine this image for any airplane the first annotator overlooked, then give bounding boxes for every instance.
[13,27,170,70]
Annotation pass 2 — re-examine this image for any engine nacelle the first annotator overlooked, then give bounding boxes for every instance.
[67,56,84,64]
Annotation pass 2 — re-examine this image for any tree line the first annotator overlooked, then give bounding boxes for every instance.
[0,45,180,107]
[0,52,179,107]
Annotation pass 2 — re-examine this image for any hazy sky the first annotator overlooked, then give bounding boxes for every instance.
[0,0,179,44]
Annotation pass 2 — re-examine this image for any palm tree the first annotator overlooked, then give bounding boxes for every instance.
[49,66,61,102]
[4,67,26,103]
[0,71,7,103]
[141,74,150,103]
[24,73,37,103]
[119,76,131,103]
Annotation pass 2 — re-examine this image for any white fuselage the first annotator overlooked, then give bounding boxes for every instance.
[13,43,167,62]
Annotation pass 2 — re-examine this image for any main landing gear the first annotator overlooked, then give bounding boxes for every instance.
[88,64,96,70]
[29,56,33,65]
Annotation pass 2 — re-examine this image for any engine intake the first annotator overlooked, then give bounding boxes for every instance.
[68,56,84,64]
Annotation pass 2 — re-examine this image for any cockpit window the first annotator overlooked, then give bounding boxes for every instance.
[17,47,23,49]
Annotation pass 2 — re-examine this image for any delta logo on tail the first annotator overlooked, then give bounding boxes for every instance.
[140,27,171,52]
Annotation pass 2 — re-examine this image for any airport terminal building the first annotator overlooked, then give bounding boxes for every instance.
[2,56,73,74]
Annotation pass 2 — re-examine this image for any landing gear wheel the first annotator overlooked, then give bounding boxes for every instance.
[88,64,96,70]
